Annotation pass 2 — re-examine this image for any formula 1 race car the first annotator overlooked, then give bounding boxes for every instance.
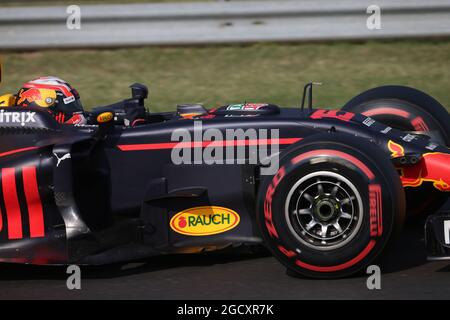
[0,82,448,278]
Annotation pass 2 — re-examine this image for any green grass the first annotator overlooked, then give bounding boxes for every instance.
[1,40,449,112]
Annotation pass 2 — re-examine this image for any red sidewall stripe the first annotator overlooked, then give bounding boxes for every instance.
[411,116,430,132]
[2,168,23,240]
[295,240,376,272]
[362,107,410,119]
[362,109,430,132]
[291,149,375,180]
[22,167,45,238]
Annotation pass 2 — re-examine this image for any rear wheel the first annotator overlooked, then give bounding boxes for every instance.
[343,85,450,145]
[343,85,450,216]
[257,133,405,279]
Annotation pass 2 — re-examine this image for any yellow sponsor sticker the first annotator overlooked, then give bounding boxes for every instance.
[170,206,240,236]
[97,112,113,123]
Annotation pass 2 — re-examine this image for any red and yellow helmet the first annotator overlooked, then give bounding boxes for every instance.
[16,76,85,124]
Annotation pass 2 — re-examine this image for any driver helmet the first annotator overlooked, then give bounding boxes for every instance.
[16,76,86,125]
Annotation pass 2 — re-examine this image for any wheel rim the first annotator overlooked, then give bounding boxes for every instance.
[284,171,364,251]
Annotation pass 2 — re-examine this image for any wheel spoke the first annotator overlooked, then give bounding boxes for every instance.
[321,224,328,237]
[317,181,325,196]
[340,212,352,220]
[303,193,314,204]
[333,222,343,233]
[340,196,355,205]
[305,220,317,231]
[297,208,312,215]
[331,182,341,197]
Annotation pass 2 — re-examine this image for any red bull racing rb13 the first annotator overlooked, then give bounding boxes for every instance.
[0,79,448,279]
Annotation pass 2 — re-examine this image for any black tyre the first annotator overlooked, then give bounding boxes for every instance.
[257,133,405,279]
[343,85,450,216]
[343,85,450,145]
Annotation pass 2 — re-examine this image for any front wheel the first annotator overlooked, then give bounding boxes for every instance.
[257,133,405,278]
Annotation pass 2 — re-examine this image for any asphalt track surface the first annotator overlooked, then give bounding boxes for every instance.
[1,203,449,300]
